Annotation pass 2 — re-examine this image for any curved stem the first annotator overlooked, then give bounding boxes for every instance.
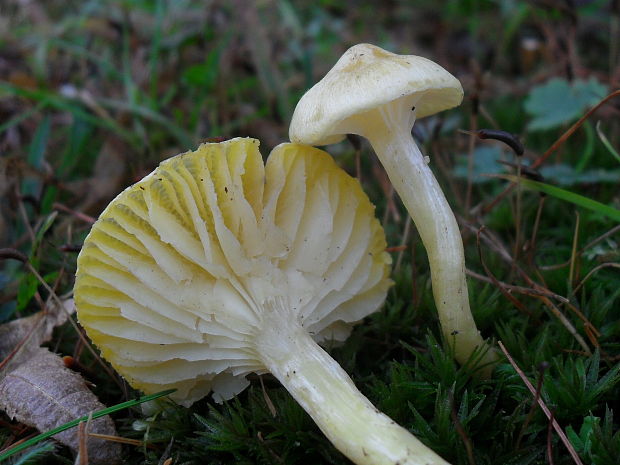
[255,301,449,465]
[362,111,497,373]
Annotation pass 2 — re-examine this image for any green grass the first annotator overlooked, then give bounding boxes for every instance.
[1,1,619,464]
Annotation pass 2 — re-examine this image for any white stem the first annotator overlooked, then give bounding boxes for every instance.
[255,301,449,465]
[357,108,497,371]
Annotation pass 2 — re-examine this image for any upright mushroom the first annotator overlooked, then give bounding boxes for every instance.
[74,138,450,465]
[289,43,497,372]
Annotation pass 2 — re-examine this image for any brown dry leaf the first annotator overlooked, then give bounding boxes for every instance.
[0,301,121,464]
[0,298,74,373]
[0,348,121,464]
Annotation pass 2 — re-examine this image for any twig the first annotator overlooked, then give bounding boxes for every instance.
[572,263,620,295]
[497,341,584,465]
[53,202,96,224]
[527,194,546,265]
[516,361,549,450]
[465,269,569,305]
[22,260,124,389]
[547,409,556,465]
[87,432,145,447]
[76,416,89,465]
[568,212,580,291]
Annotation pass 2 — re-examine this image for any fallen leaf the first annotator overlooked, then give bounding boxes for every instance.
[0,348,121,464]
[0,300,121,464]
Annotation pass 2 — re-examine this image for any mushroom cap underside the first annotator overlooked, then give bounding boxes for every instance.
[290,43,464,146]
[74,138,392,405]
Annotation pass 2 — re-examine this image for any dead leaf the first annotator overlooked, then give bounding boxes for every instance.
[0,298,74,375]
[0,300,121,464]
[0,348,121,464]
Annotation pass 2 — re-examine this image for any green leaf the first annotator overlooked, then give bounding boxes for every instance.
[524,77,608,131]
[453,146,508,184]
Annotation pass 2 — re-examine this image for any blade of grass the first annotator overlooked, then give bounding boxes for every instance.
[494,175,620,222]
[0,389,176,461]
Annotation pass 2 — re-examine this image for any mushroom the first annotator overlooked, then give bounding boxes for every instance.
[289,43,497,372]
[74,138,450,465]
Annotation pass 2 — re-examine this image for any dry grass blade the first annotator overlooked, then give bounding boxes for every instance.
[466,269,568,303]
[472,224,599,350]
[568,212,580,291]
[497,341,584,465]
[572,263,620,295]
[87,433,144,447]
[77,419,89,465]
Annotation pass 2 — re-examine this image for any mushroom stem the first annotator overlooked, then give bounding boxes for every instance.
[255,300,449,465]
[350,106,497,372]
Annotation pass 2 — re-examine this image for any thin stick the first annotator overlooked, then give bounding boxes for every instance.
[516,362,549,450]
[466,269,569,304]
[573,263,620,295]
[568,212,580,292]
[513,158,523,263]
[87,432,145,447]
[497,341,584,465]
[527,194,546,264]
[24,262,123,389]
[53,202,96,224]
[76,418,89,465]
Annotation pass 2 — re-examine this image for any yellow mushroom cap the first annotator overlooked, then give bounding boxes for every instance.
[289,43,464,146]
[74,138,392,406]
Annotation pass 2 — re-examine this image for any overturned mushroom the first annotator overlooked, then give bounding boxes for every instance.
[289,43,497,372]
[74,138,449,465]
